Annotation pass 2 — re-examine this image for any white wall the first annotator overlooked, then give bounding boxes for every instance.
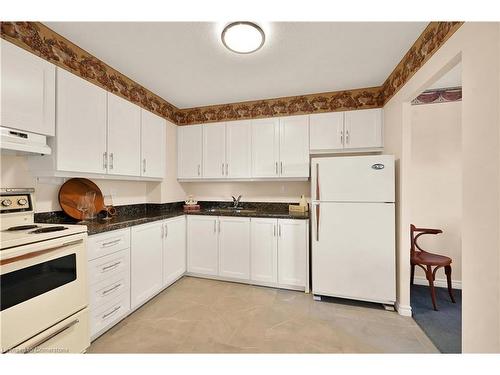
[410,101,462,285]
[384,22,500,352]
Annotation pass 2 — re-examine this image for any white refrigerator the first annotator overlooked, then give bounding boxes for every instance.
[311,155,396,305]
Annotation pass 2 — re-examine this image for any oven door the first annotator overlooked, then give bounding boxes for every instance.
[0,232,88,352]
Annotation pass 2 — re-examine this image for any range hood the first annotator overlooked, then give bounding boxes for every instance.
[0,127,52,155]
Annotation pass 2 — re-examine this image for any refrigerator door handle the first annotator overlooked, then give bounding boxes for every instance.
[315,163,320,201]
[315,203,320,241]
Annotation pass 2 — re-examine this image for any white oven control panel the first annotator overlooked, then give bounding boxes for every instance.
[0,189,34,214]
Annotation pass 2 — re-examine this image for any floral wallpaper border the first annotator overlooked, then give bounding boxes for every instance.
[411,87,462,105]
[1,21,463,126]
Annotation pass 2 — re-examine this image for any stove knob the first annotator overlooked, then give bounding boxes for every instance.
[2,199,12,207]
[18,198,28,206]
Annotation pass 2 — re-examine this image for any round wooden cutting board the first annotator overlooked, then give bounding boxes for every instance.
[58,178,105,220]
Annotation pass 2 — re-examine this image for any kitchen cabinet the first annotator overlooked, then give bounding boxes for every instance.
[218,217,250,280]
[107,93,141,176]
[56,67,107,174]
[226,120,252,178]
[131,222,164,309]
[178,125,203,179]
[309,112,344,152]
[1,39,55,136]
[309,108,383,153]
[250,218,278,284]
[203,122,226,178]
[162,216,186,287]
[141,109,165,178]
[187,215,219,276]
[344,108,383,150]
[279,115,310,177]
[277,219,308,287]
[251,118,280,177]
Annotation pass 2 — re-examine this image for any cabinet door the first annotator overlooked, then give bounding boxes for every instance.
[218,217,250,280]
[202,122,226,178]
[177,125,203,179]
[163,216,186,287]
[141,110,165,178]
[187,215,218,276]
[226,120,251,178]
[131,222,163,309]
[1,39,55,136]
[56,68,107,174]
[278,219,307,287]
[250,218,278,284]
[344,108,383,149]
[309,112,344,152]
[251,118,280,177]
[107,93,141,176]
[279,115,310,177]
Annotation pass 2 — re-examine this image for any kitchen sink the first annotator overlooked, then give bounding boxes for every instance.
[207,208,257,214]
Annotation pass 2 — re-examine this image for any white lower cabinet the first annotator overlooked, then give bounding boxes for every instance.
[218,217,250,280]
[187,215,219,276]
[277,219,308,288]
[250,218,278,284]
[162,216,187,287]
[130,222,163,309]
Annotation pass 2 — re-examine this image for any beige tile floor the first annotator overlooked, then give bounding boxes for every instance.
[88,276,438,353]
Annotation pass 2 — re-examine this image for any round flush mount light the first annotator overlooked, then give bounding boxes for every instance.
[221,22,265,54]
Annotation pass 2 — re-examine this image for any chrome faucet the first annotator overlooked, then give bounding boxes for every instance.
[232,195,242,209]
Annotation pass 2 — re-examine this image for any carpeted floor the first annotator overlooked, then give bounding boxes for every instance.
[411,284,462,353]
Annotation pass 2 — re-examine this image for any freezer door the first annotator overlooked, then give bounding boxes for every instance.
[311,155,394,202]
[312,202,395,303]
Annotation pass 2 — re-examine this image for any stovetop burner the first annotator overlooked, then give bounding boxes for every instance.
[6,224,39,231]
[30,226,68,234]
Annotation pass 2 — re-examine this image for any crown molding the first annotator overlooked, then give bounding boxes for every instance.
[1,21,463,126]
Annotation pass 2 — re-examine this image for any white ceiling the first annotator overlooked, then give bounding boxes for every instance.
[45,22,428,108]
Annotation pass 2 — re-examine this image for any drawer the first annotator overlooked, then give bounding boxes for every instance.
[91,294,130,338]
[90,273,129,309]
[88,249,130,286]
[10,308,90,354]
[88,228,130,260]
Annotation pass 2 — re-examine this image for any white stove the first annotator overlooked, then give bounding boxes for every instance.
[0,188,90,353]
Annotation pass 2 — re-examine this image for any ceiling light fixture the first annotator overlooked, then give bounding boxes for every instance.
[221,22,265,54]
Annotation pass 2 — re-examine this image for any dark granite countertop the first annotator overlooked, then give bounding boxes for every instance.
[35,201,309,236]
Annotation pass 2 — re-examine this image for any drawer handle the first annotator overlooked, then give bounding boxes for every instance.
[21,319,79,353]
[101,261,121,272]
[101,239,121,248]
[102,283,121,296]
[102,306,120,320]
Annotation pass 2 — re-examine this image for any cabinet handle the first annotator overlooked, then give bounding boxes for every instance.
[21,319,79,353]
[340,130,344,145]
[213,220,216,233]
[198,164,201,176]
[275,162,278,175]
[165,223,168,238]
[102,283,121,296]
[110,152,114,169]
[280,161,283,175]
[222,162,224,176]
[346,129,350,144]
[273,224,276,237]
[143,158,147,173]
[278,224,282,237]
[103,152,107,170]
[102,306,120,320]
[218,220,221,233]
[316,163,320,201]
[225,163,228,176]
[316,204,320,241]
[102,239,121,248]
[102,261,121,272]
[161,224,164,238]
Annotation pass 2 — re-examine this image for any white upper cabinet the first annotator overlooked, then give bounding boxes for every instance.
[218,217,250,280]
[278,219,307,288]
[56,68,107,174]
[279,115,310,178]
[177,125,203,179]
[344,108,383,150]
[251,118,280,177]
[202,122,226,178]
[141,109,165,178]
[226,120,251,178]
[107,93,141,176]
[250,218,278,284]
[1,39,55,136]
[309,112,344,152]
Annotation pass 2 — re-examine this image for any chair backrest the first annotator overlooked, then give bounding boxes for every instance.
[410,224,443,255]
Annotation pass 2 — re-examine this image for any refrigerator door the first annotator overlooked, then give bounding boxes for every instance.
[311,155,395,203]
[312,202,396,303]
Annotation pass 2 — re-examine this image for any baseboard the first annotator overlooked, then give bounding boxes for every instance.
[413,276,462,290]
[395,301,412,317]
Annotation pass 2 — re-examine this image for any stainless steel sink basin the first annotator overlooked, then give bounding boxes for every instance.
[207,208,256,214]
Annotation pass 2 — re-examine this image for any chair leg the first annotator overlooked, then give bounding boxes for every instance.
[426,265,438,311]
[410,264,415,285]
[445,265,456,303]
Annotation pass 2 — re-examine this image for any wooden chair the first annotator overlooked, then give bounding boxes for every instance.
[410,224,456,311]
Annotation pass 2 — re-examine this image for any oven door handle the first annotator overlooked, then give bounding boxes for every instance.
[0,239,83,266]
[20,319,79,353]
